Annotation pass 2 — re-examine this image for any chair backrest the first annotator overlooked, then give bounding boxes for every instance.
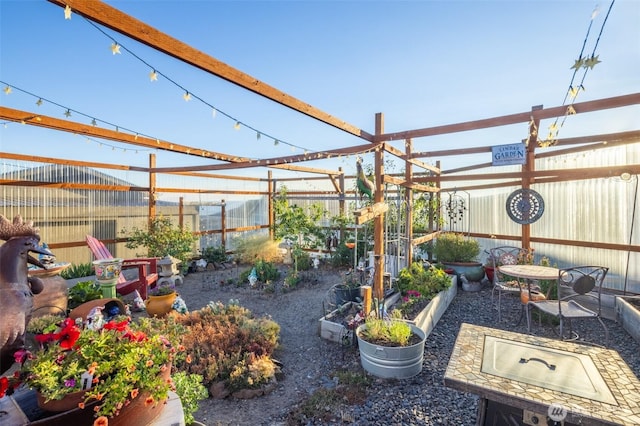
[489,246,529,284]
[556,266,609,312]
[557,265,608,297]
[86,235,125,284]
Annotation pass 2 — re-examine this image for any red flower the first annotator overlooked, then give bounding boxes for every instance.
[56,321,81,350]
[35,332,56,344]
[0,376,8,398]
[103,318,130,332]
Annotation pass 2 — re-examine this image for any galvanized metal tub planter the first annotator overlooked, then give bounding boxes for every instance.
[356,323,426,379]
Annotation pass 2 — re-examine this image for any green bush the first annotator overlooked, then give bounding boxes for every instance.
[397,261,452,298]
[239,258,280,284]
[433,232,480,263]
[60,262,93,279]
[201,245,228,264]
[67,280,103,310]
[121,215,197,267]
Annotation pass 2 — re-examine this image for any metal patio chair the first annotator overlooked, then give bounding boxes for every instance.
[526,265,609,346]
[489,246,530,322]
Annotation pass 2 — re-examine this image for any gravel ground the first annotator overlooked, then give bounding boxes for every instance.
[174,266,640,426]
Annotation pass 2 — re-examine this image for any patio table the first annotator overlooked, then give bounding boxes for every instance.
[497,264,559,324]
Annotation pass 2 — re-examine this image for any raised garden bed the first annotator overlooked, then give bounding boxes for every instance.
[615,296,640,344]
[318,276,457,344]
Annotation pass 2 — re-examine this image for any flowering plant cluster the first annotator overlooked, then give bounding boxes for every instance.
[2,315,186,424]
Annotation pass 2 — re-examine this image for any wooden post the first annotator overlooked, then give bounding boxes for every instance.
[148,153,156,228]
[179,197,184,229]
[405,138,413,265]
[221,199,226,247]
[522,105,541,250]
[362,285,372,316]
[373,113,385,303]
[268,170,274,240]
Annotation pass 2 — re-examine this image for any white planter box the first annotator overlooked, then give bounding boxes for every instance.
[407,275,457,338]
[318,276,458,344]
[318,302,361,344]
[616,296,640,344]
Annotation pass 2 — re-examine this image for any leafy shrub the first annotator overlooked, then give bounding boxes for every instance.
[121,215,197,267]
[397,262,452,298]
[172,371,208,425]
[175,301,280,394]
[201,245,228,264]
[433,232,480,262]
[60,262,93,279]
[239,258,280,284]
[67,280,103,310]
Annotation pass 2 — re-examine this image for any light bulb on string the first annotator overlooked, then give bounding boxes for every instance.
[36,98,43,106]
[110,43,121,55]
[149,70,158,82]
[183,92,191,101]
[234,122,241,130]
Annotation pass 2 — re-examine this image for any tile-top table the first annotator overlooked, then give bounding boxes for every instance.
[444,323,640,426]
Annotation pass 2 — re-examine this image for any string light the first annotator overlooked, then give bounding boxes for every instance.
[74,15,329,157]
[538,1,614,147]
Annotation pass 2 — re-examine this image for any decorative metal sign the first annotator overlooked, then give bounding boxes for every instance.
[506,188,544,224]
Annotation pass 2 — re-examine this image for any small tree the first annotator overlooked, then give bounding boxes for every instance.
[121,215,197,268]
[272,186,325,248]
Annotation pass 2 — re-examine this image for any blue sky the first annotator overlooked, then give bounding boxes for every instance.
[1,0,639,179]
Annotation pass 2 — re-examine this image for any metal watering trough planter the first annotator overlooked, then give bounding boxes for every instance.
[356,323,426,379]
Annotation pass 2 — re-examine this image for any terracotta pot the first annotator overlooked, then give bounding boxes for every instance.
[69,298,126,322]
[145,292,177,317]
[37,389,87,412]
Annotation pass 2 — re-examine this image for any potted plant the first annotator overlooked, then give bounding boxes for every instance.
[5,316,186,424]
[145,281,177,317]
[433,232,484,282]
[334,269,362,306]
[355,310,426,379]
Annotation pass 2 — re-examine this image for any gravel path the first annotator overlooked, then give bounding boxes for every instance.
[175,267,640,426]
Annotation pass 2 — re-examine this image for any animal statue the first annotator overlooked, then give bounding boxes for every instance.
[356,158,375,201]
[0,215,53,374]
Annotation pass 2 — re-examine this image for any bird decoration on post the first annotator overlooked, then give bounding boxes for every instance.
[356,158,375,202]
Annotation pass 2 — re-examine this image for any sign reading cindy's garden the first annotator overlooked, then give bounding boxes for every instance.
[492,143,526,166]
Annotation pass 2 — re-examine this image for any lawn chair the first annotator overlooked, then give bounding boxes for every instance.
[86,235,159,299]
[526,265,609,346]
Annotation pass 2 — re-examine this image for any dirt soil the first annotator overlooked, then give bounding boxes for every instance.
[172,263,357,426]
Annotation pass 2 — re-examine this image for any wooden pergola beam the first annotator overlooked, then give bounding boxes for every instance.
[0,106,350,177]
[152,143,376,173]
[383,175,439,193]
[380,93,640,142]
[412,130,640,159]
[416,164,640,183]
[0,106,238,162]
[47,0,374,142]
